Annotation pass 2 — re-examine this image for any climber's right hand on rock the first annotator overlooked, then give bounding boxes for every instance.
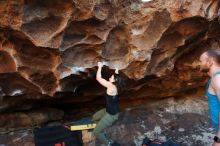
[98,62,103,68]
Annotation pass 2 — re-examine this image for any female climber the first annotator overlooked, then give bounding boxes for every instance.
[92,62,123,146]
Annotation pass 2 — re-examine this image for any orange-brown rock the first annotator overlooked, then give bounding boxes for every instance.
[0,108,64,132]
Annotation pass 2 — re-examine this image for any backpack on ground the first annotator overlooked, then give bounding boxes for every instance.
[34,126,82,146]
[142,137,180,146]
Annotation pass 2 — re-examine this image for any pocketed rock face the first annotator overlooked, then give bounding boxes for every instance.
[0,0,220,129]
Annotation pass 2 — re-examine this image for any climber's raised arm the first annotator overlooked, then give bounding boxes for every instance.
[96,62,111,88]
